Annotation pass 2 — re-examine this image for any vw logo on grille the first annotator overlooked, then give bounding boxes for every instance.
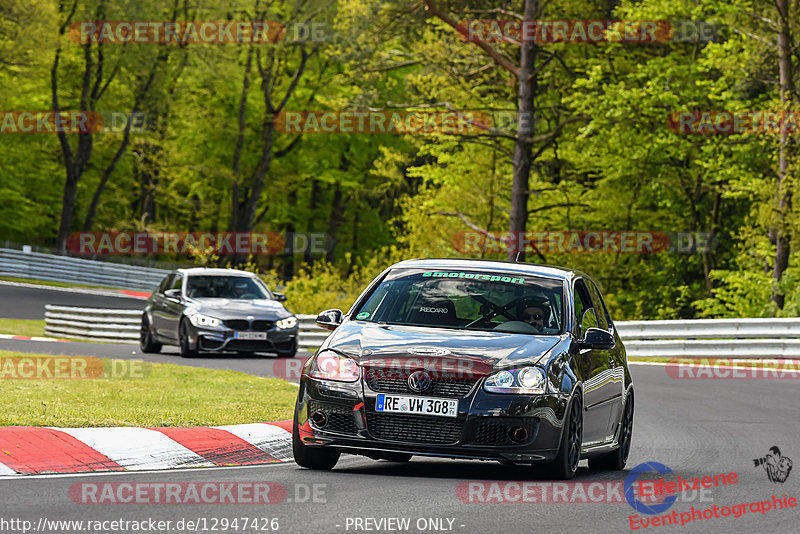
[408,370,432,393]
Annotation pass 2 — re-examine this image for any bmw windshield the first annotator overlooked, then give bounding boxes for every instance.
[186,275,272,300]
[353,268,564,334]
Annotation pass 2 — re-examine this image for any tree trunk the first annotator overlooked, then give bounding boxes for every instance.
[771,0,795,309]
[508,0,539,262]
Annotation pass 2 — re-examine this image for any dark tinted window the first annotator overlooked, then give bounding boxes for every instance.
[587,280,612,330]
[186,275,271,299]
[158,274,173,293]
[354,268,564,335]
[171,274,183,291]
[573,279,597,334]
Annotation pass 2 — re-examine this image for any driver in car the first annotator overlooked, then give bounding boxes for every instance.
[520,296,551,332]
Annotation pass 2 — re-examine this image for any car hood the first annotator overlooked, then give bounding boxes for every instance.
[326,322,563,375]
[186,298,290,320]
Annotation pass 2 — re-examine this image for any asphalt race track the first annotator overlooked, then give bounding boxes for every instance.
[0,283,145,319]
[1,365,798,533]
[1,284,798,532]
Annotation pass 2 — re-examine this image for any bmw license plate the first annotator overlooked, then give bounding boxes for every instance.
[375,394,457,418]
[234,332,267,340]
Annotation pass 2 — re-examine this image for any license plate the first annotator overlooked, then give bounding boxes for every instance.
[375,394,458,418]
[234,331,266,340]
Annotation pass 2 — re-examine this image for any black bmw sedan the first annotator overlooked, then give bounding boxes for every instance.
[140,268,299,357]
[293,259,633,479]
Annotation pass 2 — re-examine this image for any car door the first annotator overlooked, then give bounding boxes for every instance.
[150,274,174,337]
[586,278,624,441]
[573,278,614,446]
[161,273,185,341]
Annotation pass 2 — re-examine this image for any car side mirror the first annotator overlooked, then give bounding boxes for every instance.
[273,292,287,302]
[316,309,343,331]
[577,327,615,350]
[164,289,181,300]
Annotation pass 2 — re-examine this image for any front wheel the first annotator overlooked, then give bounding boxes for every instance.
[292,419,340,470]
[179,319,198,358]
[275,339,298,358]
[140,315,162,353]
[541,394,583,480]
[589,393,633,471]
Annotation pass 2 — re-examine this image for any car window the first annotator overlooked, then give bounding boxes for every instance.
[354,268,564,335]
[573,279,596,336]
[158,274,174,294]
[586,280,611,330]
[185,275,271,299]
[170,274,183,291]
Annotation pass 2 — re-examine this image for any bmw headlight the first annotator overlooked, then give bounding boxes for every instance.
[187,313,220,328]
[276,316,297,329]
[484,367,546,394]
[308,350,360,382]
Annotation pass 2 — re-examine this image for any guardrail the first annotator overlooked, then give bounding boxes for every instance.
[43,308,799,358]
[616,318,800,358]
[44,307,330,348]
[0,248,168,292]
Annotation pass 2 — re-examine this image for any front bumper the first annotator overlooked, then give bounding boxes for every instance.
[187,323,298,353]
[295,377,569,463]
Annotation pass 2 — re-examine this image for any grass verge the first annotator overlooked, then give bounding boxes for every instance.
[0,275,120,291]
[0,319,46,338]
[0,350,296,427]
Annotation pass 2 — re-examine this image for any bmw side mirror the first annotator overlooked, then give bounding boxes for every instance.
[578,328,615,350]
[164,289,181,301]
[316,309,343,331]
[273,292,287,302]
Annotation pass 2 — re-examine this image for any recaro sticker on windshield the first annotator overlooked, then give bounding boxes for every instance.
[422,272,524,284]
[356,312,370,319]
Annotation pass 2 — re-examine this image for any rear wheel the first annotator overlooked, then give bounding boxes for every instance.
[140,315,161,353]
[541,394,582,480]
[292,418,340,470]
[179,319,198,358]
[589,393,633,471]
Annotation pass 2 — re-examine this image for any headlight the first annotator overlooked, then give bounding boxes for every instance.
[276,316,297,329]
[308,350,360,382]
[187,313,220,327]
[484,367,546,394]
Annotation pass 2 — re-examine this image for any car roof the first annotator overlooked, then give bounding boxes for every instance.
[175,267,258,277]
[389,258,584,281]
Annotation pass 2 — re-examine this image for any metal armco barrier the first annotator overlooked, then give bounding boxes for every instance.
[43,308,798,358]
[44,307,330,348]
[616,318,800,358]
[45,305,141,344]
[0,248,168,292]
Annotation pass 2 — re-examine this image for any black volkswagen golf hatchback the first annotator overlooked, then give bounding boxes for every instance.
[293,259,633,479]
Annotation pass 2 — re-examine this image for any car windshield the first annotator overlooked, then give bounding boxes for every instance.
[354,268,564,335]
[185,275,271,300]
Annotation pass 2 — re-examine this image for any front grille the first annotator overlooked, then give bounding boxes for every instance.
[366,413,464,444]
[308,401,358,434]
[364,369,478,398]
[226,339,270,351]
[251,320,274,331]
[224,319,249,330]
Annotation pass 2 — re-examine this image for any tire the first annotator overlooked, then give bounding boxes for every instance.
[140,315,162,354]
[541,394,583,480]
[178,319,198,358]
[292,417,340,470]
[276,339,298,358]
[589,392,633,471]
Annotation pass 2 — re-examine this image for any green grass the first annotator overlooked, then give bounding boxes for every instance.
[0,350,297,427]
[0,319,45,338]
[0,276,120,291]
